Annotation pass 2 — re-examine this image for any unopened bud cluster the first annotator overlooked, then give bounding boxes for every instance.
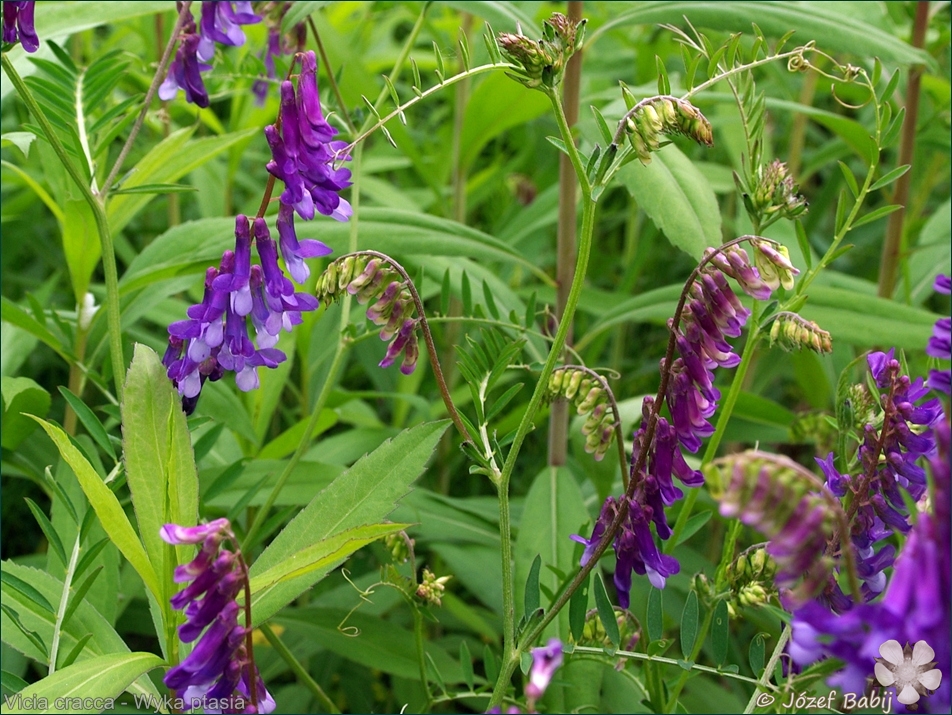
[497,12,586,89]
[316,255,420,374]
[725,547,778,617]
[770,313,832,353]
[547,368,616,460]
[415,568,451,607]
[625,97,713,164]
[750,160,808,223]
[708,451,837,607]
[384,532,413,564]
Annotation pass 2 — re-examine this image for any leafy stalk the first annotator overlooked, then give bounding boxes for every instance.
[1,53,126,400]
[489,85,594,709]
[48,534,81,674]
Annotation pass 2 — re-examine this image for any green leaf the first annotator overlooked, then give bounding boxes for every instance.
[1,571,55,613]
[674,511,712,547]
[250,523,408,593]
[647,587,663,642]
[0,652,163,713]
[276,607,465,683]
[121,345,199,597]
[1,131,36,157]
[617,144,720,259]
[591,106,613,145]
[23,499,67,566]
[106,127,257,234]
[595,3,931,68]
[869,164,911,193]
[483,644,499,683]
[0,298,70,363]
[57,387,115,461]
[0,605,48,660]
[31,418,160,599]
[800,285,938,350]
[1,376,51,450]
[523,554,541,618]
[60,566,102,629]
[679,591,699,660]
[256,409,338,460]
[57,633,93,671]
[514,466,590,639]
[250,421,449,624]
[569,572,591,642]
[109,183,199,195]
[712,600,729,666]
[749,632,768,677]
[439,2,541,38]
[0,562,161,702]
[121,211,548,295]
[593,574,619,648]
[837,161,858,198]
[459,640,475,692]
[905,199,951,304]
[852,203,902,228]
[281,1,332,31]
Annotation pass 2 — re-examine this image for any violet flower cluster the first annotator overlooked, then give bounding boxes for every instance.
[160,2,261,108]
[264,50,353,223]
[927,274,951,394]
[2,1,37,52]
[163,213,330,412]
[573,243,795,608]
[161,519,276,714]
[815,349,943,609]
[789,413,950,712]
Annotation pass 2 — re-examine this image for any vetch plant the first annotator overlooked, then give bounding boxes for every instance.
[1,4,948,715]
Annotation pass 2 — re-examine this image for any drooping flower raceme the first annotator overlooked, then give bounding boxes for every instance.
[573,242,795,608]
[162,215,330,412]
[265,50,353,223]
[2,1,38,52]
[789,412,950,712]
[160,519,276,714]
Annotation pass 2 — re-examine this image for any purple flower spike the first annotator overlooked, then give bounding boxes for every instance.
[928,275,951,394]
[526,639,563,701]
[935,274,951,295]
[264,51,353,222]
[162,518,275,713]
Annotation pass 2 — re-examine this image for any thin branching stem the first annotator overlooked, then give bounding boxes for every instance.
[101,2,192,198]
[346,250,473,443]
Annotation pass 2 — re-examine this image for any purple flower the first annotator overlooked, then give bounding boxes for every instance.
[525,639,563,702]
[161,519,275,714]
[276,203,333,284]
[196,1,260,62]
[2,1,37,52]
[163,213,328,412]
[789,412,950,712]
[159,10,212,108]
[265,51,353,222]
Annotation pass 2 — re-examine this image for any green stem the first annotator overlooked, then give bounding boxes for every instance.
[2,53,125,401]
[242,336,349,552]
[413,606,434,711]
[488,87,594,710]
[260,623,340,714]
[743,626,790,714]
[48,535,81,674]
